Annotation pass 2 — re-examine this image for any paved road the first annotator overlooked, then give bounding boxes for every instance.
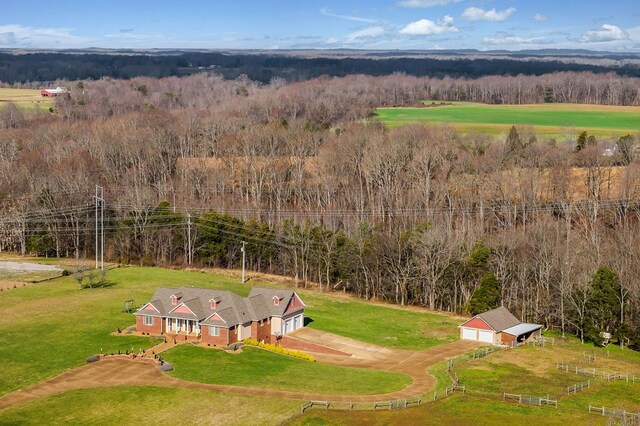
[0,331,484,410]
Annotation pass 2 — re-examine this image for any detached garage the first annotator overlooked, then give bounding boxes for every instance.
[460,307,542,346]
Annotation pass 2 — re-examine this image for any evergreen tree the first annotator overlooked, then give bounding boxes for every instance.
[468,273,501,315]
[586,266,623,345]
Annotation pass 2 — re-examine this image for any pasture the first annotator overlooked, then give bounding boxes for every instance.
[289,333,640,425]
[375,102,640,139]
[0,88,52,111]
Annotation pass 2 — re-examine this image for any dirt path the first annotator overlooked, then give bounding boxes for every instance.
[0,333,484,410]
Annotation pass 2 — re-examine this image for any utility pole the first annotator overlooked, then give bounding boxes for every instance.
[93,185,104,271]
[187,213,192,265]
[241,241,246,284]
[100,185,104,271]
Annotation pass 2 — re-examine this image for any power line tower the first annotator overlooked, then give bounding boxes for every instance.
[94,185,104,271]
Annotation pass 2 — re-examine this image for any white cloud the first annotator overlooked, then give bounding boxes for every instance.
[320,8,377,24]
[579,24,629,43]
[345,26,385,43]
[400,15,457,35]
[534,13,547,22]
[461,7,516,22]
[397,0,462,7]
[0,24,90,47]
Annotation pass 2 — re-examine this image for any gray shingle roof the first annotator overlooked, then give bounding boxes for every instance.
[477,307,521,332]
[136,285,304,327]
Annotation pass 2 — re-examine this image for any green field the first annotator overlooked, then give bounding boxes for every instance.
[0,265,453,396]
[303,293,462,350]
[289,333,640,425]
[0,88,52,111]
[375,102,640,138]
[0,387,300,425]
[3,263,640,425]
[163,345,411,395]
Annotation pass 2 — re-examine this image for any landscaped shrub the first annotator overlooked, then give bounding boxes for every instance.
[242,338,315,362]
[86,355,100,363]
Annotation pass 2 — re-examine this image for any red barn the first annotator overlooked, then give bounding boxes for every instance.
[40,87,67,97]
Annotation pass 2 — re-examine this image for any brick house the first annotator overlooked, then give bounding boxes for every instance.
[135,286,305,346]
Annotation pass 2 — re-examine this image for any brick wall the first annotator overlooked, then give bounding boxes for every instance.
[136,315,162,335]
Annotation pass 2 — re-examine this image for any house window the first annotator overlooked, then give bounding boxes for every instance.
[273,297,280,306]
[144,316,153,326]
[259,319,263,326]
[210,299,218,309]
[210,326,220,336]
[171,295,177,306]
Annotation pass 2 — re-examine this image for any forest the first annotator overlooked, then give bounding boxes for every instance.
[1,50,640,84]
[0,71,639,349]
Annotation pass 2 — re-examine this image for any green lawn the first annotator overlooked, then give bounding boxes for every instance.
[374,102,640,138]
[302,292,462,350]
[0,386,299,425]
[0,266,259,396]
[162,345,411,395]
[0,265,456,398]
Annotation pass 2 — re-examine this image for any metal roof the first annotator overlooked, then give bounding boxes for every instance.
[501,323,543,336]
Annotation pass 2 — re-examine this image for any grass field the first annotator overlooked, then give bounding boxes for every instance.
[0,88,52,111]
[374,102,640,138]
[0,386,300,425]
[302,293,462,350]
[0,265,458,397]
[163,345,411,395]
[289,333,640,425]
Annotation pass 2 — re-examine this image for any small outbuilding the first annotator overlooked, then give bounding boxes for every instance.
[40,87,68,97]
[459,306,543,346]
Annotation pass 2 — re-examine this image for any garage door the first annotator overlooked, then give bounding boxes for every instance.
[462,327,477,341]
[478,330,494,343]
[293,315,302,331]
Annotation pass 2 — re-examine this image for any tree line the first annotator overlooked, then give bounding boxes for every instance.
[2,51,640,85]
[0,72,639,349]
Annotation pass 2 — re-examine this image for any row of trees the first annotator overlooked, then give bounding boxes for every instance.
[1,72,640,349]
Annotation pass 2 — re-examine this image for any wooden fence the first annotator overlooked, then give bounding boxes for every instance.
[503,393,557,408]
[589,405,640,421]
[301,397,423,414]
[567,380,590,395]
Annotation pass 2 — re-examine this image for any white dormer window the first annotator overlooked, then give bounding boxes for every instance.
[209,299,218,309]
[170,295,178,306]
[273,296,280,306]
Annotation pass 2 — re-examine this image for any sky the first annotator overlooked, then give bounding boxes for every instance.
[1,0,639,52]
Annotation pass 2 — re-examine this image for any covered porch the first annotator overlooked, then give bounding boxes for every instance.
[165,317,201,337]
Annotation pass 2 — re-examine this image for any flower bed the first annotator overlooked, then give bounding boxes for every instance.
[243,338,315,362]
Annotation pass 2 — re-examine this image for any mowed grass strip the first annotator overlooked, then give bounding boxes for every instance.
[0,386,300,426]
[375,102,640,135]
[162,345,412,395]
[302,292,462,350]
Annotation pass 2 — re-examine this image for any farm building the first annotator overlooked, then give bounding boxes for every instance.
[40,87,68,97]
[135,286,305,346]
[459,306,542,346]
